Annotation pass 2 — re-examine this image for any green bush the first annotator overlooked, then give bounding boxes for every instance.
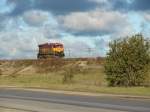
[105,34,150,87]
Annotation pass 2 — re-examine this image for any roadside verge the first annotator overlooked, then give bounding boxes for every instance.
[0,86,150,100]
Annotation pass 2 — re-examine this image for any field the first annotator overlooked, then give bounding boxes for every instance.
[0,58,150,96]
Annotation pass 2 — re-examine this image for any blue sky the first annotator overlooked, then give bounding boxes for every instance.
[0,0,150,59]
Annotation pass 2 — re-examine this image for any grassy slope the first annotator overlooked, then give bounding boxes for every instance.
[0,75,150,96]
[0,59,150,96]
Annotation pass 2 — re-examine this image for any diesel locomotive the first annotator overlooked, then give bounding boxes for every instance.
[37,43,65,59]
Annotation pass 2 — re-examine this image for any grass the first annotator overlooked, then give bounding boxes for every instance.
[0,70,150,96]
[0,67,106,88]
[0,59,150,96]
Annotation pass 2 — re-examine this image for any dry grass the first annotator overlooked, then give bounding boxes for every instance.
[0,59,150,96]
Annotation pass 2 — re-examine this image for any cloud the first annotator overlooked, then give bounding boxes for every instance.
[61,35,99,57]
[94,0,150,12]
[42,25,61,39]
[0,14,7,31]
[0,30,39,59]
[0,0,149,59]
[7,0,33,16]
[141,11,150,37]
[58,10,132,36]
[23,10,49,26]
[0,0,14,14]
[94,37,110,56]
[110,0,150,11]
[0,18,63,59]
[35,0,97,14]
[109,0,130,11]
[131,0,150,11]
[6,0,150,17]
[144,12,150,22]
[7,0,97,16]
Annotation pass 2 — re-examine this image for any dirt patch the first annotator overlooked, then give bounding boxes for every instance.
[0,58,104,76]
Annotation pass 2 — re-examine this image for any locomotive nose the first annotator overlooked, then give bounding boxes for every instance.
[57,48,64,52]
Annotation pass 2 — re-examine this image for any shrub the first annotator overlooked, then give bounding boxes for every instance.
[105,34,150,87]
[0,69,2,76]
[62,65,80,84]
[62,70,74,84]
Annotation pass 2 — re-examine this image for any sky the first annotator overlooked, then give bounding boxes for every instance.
[0,0,150,59]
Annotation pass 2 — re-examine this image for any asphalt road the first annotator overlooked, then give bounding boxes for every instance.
[0,88,150,112]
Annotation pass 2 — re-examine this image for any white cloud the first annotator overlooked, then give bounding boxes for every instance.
[23,10,49,26]
[0,7,143,59]
[144,12,150,22]
[0,29,50,59]
[142,12,150,37]
[0,12,64,59]
[58,10,133,36]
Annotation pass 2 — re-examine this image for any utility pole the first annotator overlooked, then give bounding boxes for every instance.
[87,48,92,57]
[66,48,71,58]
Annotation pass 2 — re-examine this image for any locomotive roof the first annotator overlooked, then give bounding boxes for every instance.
[39,43,63,48]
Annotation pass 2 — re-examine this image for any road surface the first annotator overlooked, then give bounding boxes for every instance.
[0,88,150,112]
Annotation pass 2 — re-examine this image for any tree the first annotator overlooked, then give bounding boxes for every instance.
[105,34,150,87]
